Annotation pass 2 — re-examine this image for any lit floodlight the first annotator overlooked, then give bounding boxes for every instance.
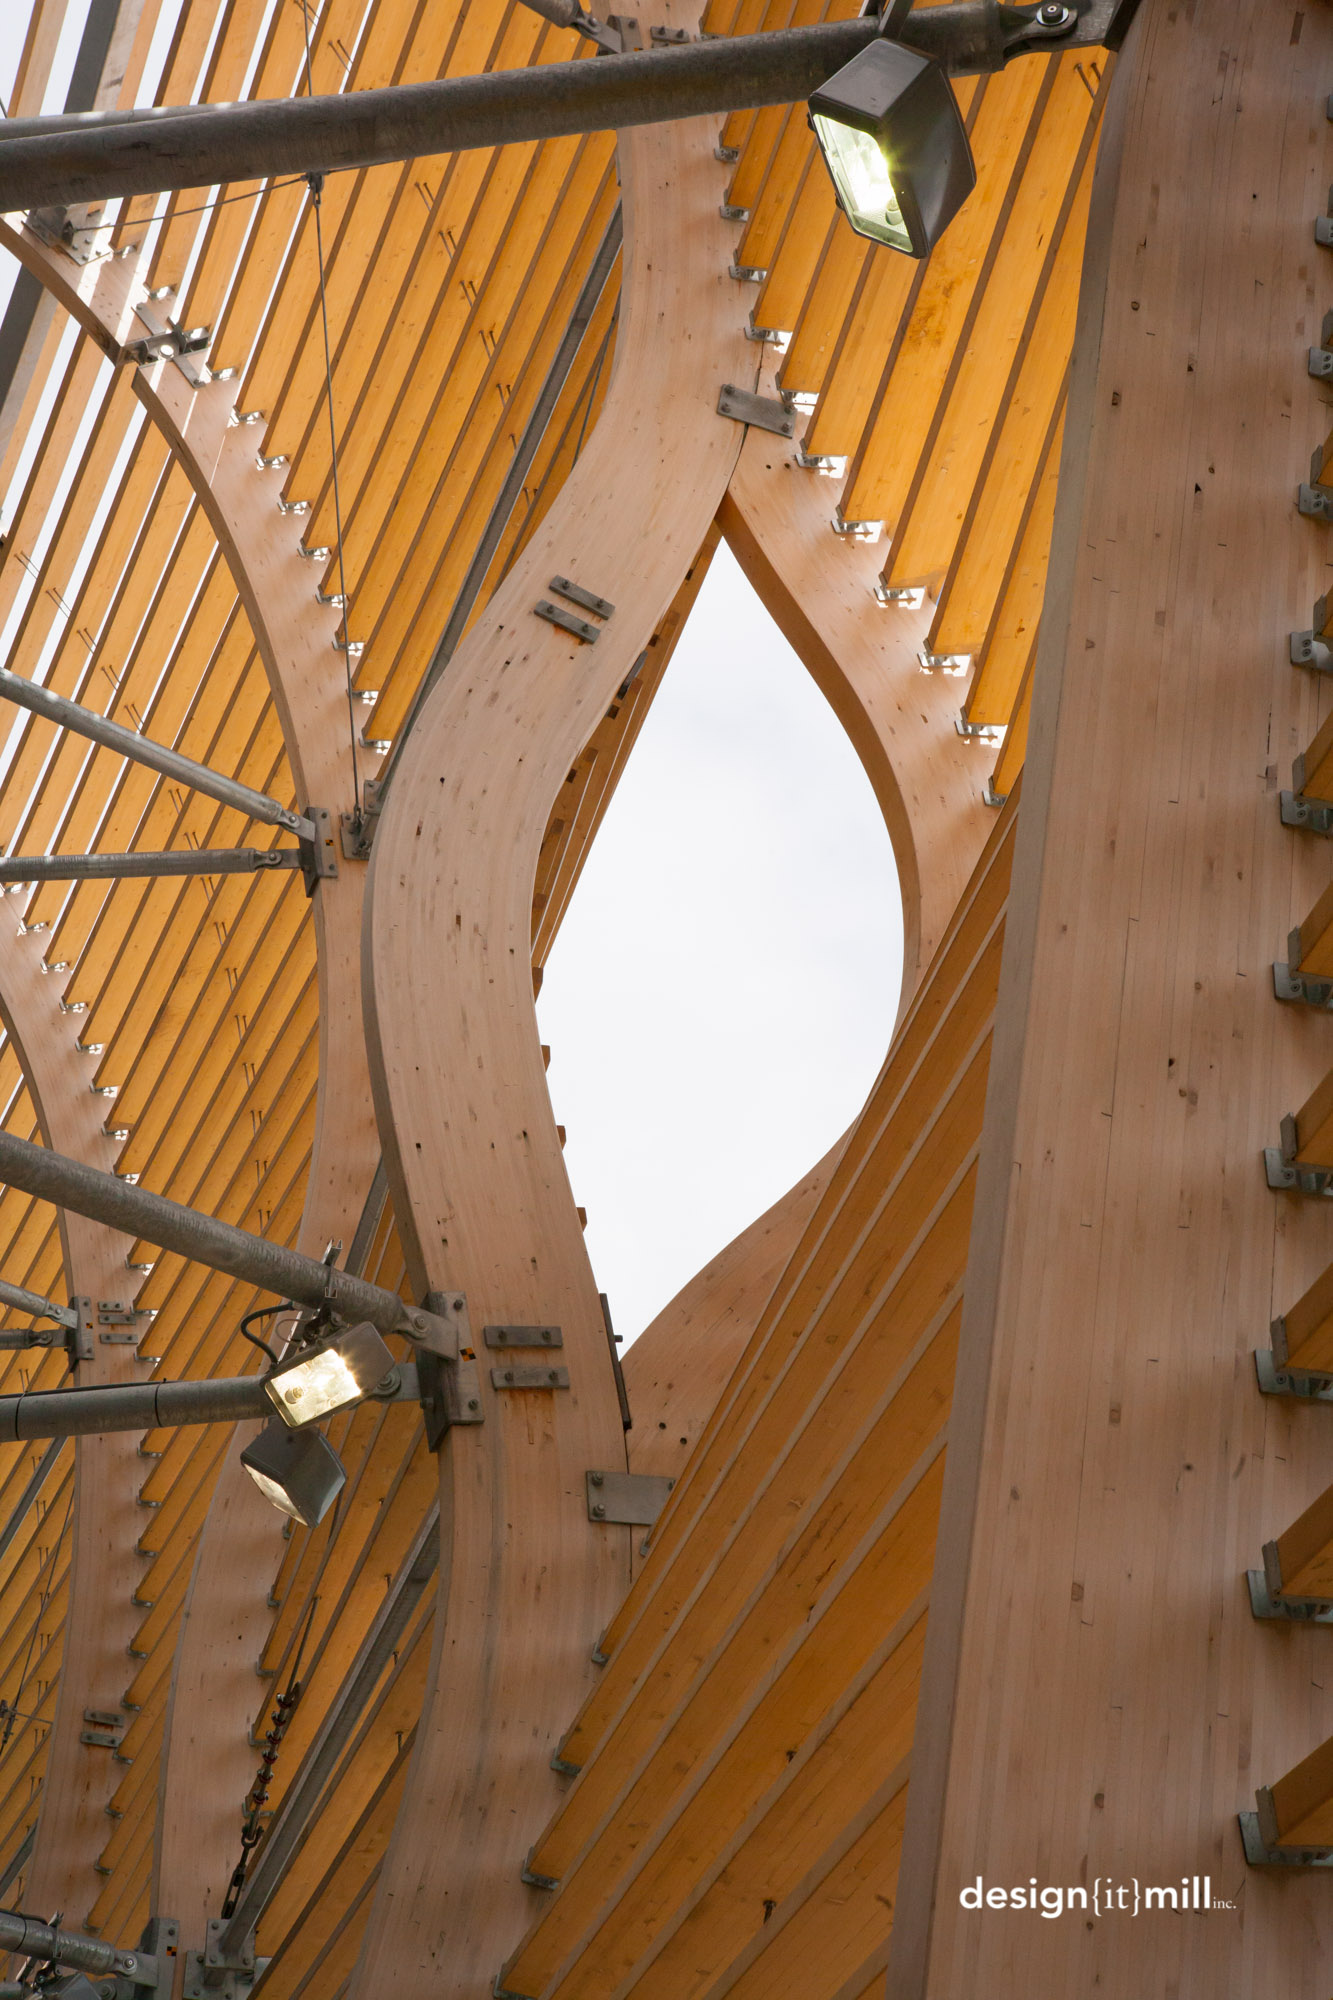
[808,37,975,258]
[240,1419,346,1526]
[263,1319,395,1427]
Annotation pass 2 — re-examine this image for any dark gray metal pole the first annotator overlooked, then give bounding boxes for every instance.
[0,18,933,214]
[0,846,302,882]
[0,1278,75,1329]
[0,1372,272,1442]
[0,666,314,839]
[0,1908,118,1976]
[0,1127,429,1339]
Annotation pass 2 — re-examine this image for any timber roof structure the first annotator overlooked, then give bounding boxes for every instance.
[0,0,1331,1997]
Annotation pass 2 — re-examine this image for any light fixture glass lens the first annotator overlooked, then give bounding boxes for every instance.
[264,1319,394,1426]
[240,1420,347,1527]
[811,115,910,253]
[246,1465,306,1520]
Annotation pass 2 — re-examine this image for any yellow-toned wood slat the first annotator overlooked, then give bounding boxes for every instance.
[492,804,1017,2000]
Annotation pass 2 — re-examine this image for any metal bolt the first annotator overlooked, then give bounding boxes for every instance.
[453,1297,464,1311]
[590,1472,604,1487]
[412,1312,428,1331]
[1038,2,1069,19]
[591,1503,605,1518]
[548,1370,559,1384]
[504,1369,514,1383]
[467,1398,480,1411]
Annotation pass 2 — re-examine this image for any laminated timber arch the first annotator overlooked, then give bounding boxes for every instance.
[0,914,141,1915]
[0,212,386,1938]
[356,93,756,1995]
[0,2,1160,1998]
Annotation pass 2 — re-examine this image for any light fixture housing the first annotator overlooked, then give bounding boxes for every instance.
[240,1419,346,1526]
[263,1319,395,1428]
[808,37,975,258]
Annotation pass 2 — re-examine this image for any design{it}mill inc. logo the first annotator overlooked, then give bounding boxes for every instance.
[959,1876,1236,1916]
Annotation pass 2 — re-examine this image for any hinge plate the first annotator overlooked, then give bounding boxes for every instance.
[483,1324,563,1349]
[716,383,794,437]
[298,805,338,893]
[585,1469,674,1524]
[535,600,600,644]
[490,1363,570,1390]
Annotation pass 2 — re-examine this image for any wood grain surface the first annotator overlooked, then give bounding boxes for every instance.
[886,0,1333,1990]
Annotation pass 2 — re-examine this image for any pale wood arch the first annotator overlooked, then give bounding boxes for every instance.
[0,217,383,1952]
[0,913,142,1917]
[355,83,757,1994]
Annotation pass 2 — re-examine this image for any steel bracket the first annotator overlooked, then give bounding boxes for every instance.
[535,599,600,644]
[1290,628,1333,672]
[297,806,338,893]
[1310,346,1333,379]
[126,302,212,385]
[182,1922,267,1998]
[71,1294,96,1365]
[716,383,794,437]
[1273,960,1333,1007]
[340,777,384,860]
[1317,216,1333,247]
[585,1469,674,1524]
[490,1362,570,1390]
[1264,1113,1333,1192]
[728,261,767,282]
[549,574,614,621]
[483,1324,563,1349]
[1299,481,1333,521]
[1240,1805,1333,1867]
[414,1291,483,1448]
[1247,1567,1333,1623]
[1280,788,1333,834]
[1254,1344,1333,1401]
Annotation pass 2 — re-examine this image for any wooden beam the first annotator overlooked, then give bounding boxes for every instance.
[884,1,1333,1990]
[353,75,753,1996]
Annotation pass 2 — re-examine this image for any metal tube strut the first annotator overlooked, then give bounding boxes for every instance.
[0,1128,434,1340]
[0,4,1132,216]
[0,847,302,883]
[0,1278,75,1329]
[0,1373,272,1442]
[0,666,314,839]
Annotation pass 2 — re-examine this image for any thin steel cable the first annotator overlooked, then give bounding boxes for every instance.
[300,4,362,814]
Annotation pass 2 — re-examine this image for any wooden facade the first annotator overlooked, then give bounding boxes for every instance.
[0,0,1326,1994]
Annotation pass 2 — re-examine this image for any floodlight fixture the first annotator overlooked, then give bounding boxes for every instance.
[240,1419,347,1526]
[808,37,975,257]
[262,1319,396,1428]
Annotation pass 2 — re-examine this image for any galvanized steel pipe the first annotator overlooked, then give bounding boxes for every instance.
[0,665,314,839]
[0,1373,271,1442]
[0,1128,418,1335]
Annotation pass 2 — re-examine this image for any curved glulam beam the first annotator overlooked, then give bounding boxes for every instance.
[624,389,1001,1479]
[720,357,995,1003]
[355,98,753,1995]
[0,218,381,1945]
[0,911,142,1919]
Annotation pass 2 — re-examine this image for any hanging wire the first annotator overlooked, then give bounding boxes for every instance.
[299,4,362,817]
[166,174,308,219]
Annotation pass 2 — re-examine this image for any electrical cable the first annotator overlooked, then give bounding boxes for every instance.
[299,4,363,817]
[237,1302,291,1366]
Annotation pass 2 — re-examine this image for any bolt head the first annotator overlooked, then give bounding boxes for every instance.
[591,1471,604,1486]
[467,1398,480,1411]
[592,1504,605,1518]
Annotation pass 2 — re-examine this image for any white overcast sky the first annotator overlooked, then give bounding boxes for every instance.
[0,7,904,1345]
